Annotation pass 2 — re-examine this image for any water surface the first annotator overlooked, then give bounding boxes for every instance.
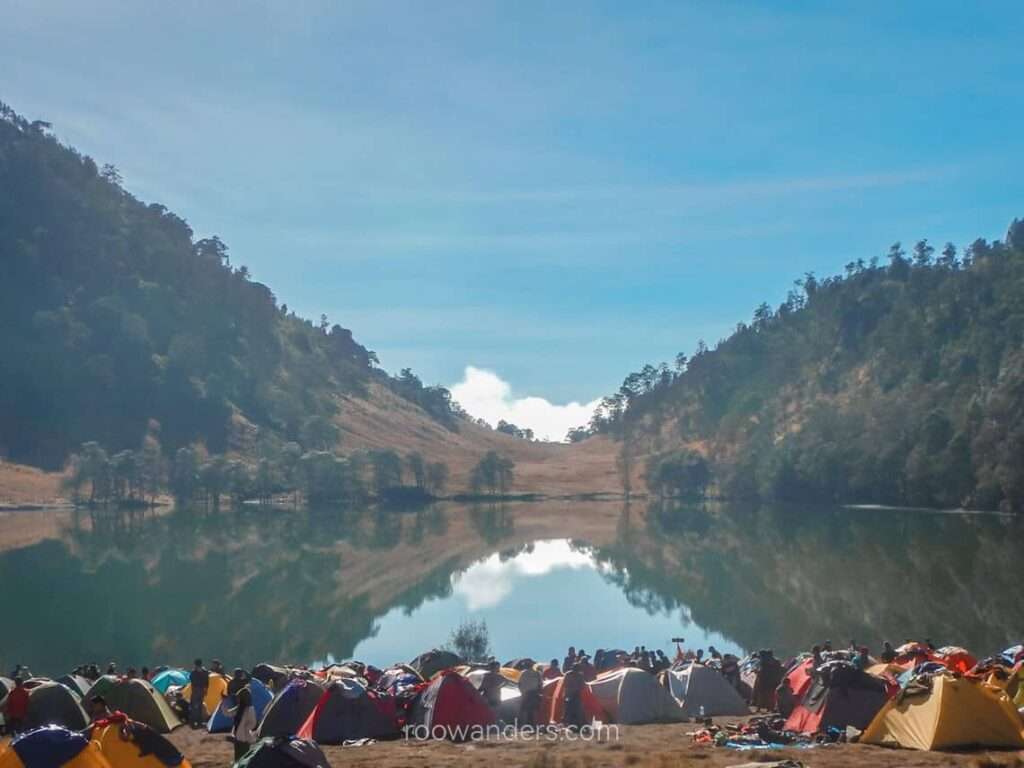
[3,499,1021,675]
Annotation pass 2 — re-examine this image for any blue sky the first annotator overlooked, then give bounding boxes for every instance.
[3,1,1023,434]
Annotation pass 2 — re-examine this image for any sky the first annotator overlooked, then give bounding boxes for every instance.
[3,1,1023,440]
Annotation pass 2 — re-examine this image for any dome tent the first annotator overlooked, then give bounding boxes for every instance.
[209,679,273,734]
[0,726,111,768]
[408,671,494,740]
[24,683,89,731]
[257,679,324,739]
[588,668,685,725]
[90,721,190,768]
[233,737,330,768]
[409,650,461,680]
[296,678,399,744]
[665,664,749,718]
[150,670,189,695]
[86,678,181,733]
[862,674,1024,751]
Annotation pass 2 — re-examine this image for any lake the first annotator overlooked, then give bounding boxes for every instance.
[3,499,1022,676]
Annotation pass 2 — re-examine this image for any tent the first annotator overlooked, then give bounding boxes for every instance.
[409,650,461,680]
[665,664,749,718]
[150,670,189,695]
[90,679,180,734]
[90,722,189,768]
[180,673,229,719]
[862,675,1024,750]
[234,737,331,768]
[463,669,521,722]
[251,665,290,692]
[588,668,685,725]
[0,726,112,768]
[296,678,399,744]
[55,676,92,699]
[541,677,605,725]
[783,658,815,701]
[408,671,494,739]
[257,680,325,739]
[784,676,887,734]
[209,680,273,733]
[24,682,89,731]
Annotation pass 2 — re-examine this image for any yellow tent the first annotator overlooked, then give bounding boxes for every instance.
[862,675,1024,751]
[180,673,229,717]
[91,723,191,768]
[0,733,112,768]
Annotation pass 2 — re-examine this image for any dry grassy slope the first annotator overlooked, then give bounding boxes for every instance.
[0,383,626,504]
[333,382,622,496]
[0,461,65,506]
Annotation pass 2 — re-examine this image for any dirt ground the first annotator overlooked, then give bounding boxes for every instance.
[168,721,1024,768]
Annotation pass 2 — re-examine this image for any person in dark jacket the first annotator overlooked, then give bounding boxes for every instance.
[189,658,210,727]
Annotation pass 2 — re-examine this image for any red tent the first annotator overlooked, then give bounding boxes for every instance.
[784,678,887,734]
[296,678,399,744]
[408,671,494,739]
[785,658,815,702]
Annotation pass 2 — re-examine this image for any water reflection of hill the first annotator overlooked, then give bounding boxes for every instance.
[591,501,1024,657]
[4,500,1022,672]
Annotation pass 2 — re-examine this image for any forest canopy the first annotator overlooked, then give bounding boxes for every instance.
[0,101,461,469]
[579,221,1024,512]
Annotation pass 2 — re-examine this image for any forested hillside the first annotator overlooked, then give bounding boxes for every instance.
[0,102,459,470]
[585,223,1024,512]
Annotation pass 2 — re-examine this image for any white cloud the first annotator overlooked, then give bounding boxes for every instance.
[453,540,596,611]
[450,366,600,442]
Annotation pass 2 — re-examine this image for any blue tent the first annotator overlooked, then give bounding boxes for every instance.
[150,669,189,694]
[207,678,273,733]
[6,726,93,768]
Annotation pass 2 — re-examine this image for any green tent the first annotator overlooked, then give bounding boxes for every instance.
[86,677,181,733]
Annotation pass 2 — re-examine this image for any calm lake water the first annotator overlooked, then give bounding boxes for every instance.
[3,499,1023,676]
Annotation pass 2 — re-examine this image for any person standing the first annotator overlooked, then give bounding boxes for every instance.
[2,677,29,735]
[517,665,542,726]
[543,659,561,680]
[562,663,585,730]
[189,658,210,728]
[562,647,577,673]
[225,686,257,761]
[480,661,505,713]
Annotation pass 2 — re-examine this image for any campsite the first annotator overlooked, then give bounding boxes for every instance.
[7,639,1024,767]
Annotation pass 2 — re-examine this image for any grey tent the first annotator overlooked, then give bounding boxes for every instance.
[409,650,461,679]
[665,664,749,717]
[25,681,89,730]
[588,668,685,725]
[56,674,92,698]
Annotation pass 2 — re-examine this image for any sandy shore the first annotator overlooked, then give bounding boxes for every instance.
[168,720,1024,768]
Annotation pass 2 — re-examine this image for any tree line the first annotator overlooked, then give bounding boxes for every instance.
[62,430,451,509]
[0,101,463,473]
[572,219,1024,512]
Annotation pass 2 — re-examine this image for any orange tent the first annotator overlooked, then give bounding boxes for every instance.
[541,677,606,724]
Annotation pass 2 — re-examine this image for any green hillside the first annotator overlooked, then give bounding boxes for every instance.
[585,223,1024,512]
[0,102,458,470]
